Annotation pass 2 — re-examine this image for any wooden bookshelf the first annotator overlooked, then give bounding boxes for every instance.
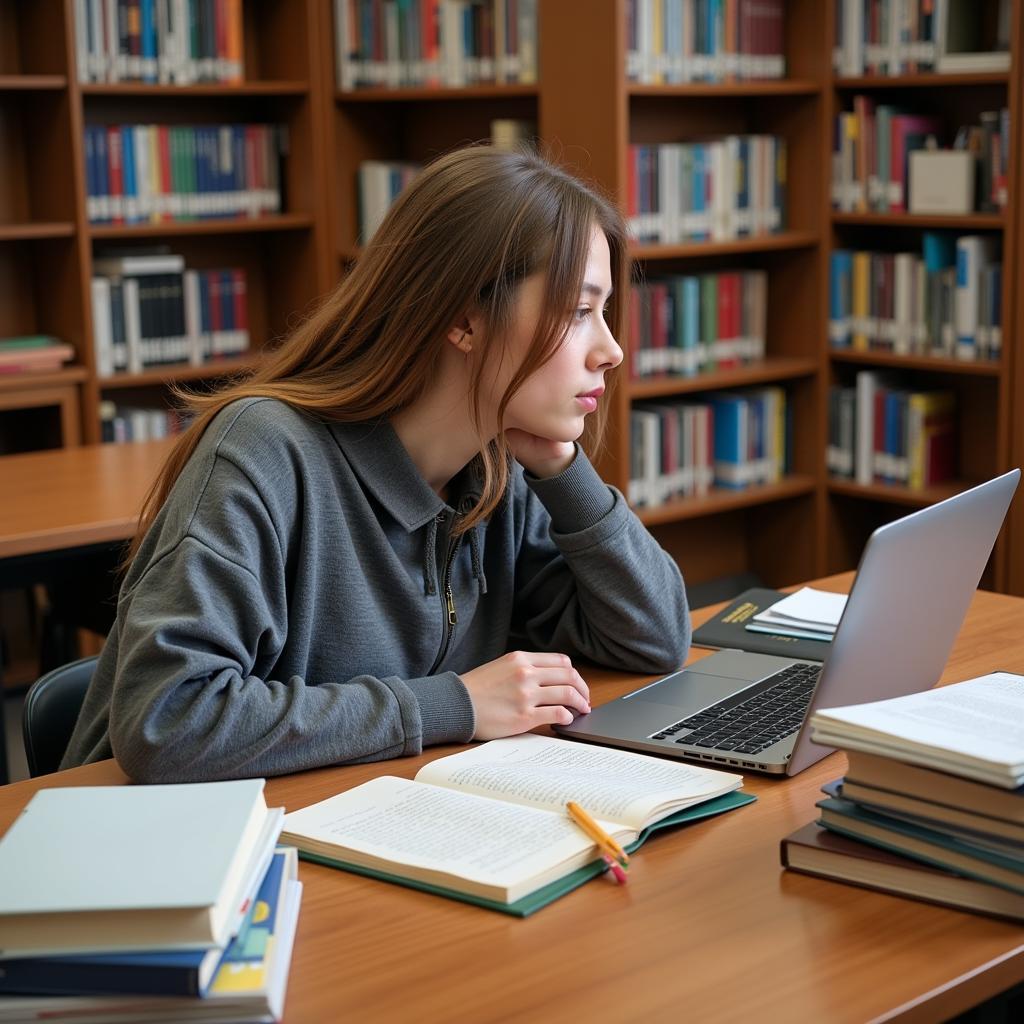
[2,0,1023,597]
[529,0,830,592]
[0,0,333,449]
[824,0,1023,593]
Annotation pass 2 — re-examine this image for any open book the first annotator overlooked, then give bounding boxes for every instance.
[809,672,1024,788]
[281,734,753,916]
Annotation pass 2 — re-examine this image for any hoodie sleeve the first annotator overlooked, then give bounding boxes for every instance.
[509,447,690,674]
[104,456,475,783]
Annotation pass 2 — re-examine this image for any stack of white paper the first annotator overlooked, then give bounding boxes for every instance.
[746,587,848,641]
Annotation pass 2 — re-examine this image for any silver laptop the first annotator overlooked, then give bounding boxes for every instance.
[555,469,1020,776]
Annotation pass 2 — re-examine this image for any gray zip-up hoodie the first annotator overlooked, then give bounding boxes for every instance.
[63,397,690,781]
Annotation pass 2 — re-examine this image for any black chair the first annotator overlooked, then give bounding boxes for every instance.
[21,656,98,777]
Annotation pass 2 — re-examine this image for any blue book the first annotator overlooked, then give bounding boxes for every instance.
[0,851,295,999]
[711,394,748,489]
[829,250,853,348]
[682,275,700,374]
[83,126,97,222]
[140,0,157,83]
[120,125,137,224]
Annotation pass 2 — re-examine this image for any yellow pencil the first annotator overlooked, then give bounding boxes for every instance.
[566,801,630,866]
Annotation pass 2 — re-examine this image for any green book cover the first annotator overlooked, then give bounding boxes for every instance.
[0,336,61,350]
[817,796,1024,896]
[297,790,755,917]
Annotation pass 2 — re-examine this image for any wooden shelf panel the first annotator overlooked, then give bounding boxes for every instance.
[834,72,1010,89]
[829,350,1003,376]
[0,75,66,90]
[336,84,539,102]
[629,80,820,98]
[89,214,313,239]
[0,222,75,241]
[0,367,88,391]
[636,476,817,526]
[827,478,972,507]
[630,231,819,260]
[628,357,818,399]
[80,81,310,97]
[98,357,260,389]
[831,212,1005,230]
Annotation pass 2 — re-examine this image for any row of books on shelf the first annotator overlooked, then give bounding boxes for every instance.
[357,120,534,239]
[829,236,1001,361]
[84,123,285,225]
[827,374,955,488]
[0,780,299,1021]
[92,252,250,377]
[832,0,1012,76]
[0,337,75,376]
[783,672,1024,925]
[629,386,789,508]
[629,270,767,379]
[75,0,244,85]
[627,136,786,245]
[100,400,191,443]
[334,0,538,90]
[832,104,1008,215]
[625,0,785,84]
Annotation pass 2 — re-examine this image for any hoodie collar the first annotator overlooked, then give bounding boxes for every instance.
[328,418,482,532]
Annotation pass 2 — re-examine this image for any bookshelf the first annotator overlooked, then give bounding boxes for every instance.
[1,0,1022,596]
[0,0,332,452]
[824,1,1022,592]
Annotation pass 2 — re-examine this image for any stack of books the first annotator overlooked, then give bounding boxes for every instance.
[0,337,75,377]
[92,251,251,377]
[0,780,301,1022]
[782,672,1024,923]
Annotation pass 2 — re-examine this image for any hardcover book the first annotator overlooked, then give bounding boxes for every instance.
[781,822,1024,923]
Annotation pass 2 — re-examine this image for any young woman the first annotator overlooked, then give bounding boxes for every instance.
[63,146,691,782]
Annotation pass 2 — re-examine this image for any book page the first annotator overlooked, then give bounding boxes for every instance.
[753,587,846,629]
[414,734,741,832]
[812,673,1024,769]
[281,777,605,892]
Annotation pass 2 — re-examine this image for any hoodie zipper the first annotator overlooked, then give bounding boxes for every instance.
[428,514,460,674]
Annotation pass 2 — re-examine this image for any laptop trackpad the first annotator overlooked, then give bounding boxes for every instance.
[627,670,751,715]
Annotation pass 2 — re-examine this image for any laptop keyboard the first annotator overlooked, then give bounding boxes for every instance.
[649,662,821,755]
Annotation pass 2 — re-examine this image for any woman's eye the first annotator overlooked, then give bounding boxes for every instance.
[574,307,591,322]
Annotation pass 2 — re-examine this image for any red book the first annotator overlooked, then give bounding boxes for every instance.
[232,268,248,352]
[889,115,941,213]
[422,0,439,85]
[873,387,888,483]
[107,126,124,225]
[717,273,740,370]
[215,0,228,75]
[629,288,642,380]
[650,281,669,377]
[157,125,172,222]
[208,271,223,356]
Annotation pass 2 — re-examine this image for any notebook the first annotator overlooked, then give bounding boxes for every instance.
[556,470,1020,777]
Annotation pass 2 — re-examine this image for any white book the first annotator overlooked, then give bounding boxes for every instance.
[810,672,1024,789]
[90,277,115,378]
[0,780,283,957]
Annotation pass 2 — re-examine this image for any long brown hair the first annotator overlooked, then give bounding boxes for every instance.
[127,145,629,563]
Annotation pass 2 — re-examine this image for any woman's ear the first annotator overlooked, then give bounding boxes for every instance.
[446,315,475,354]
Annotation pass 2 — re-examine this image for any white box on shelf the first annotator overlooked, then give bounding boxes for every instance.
[909,150,974,215]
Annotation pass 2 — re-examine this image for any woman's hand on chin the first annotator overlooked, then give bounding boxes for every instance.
[505,428,576,478]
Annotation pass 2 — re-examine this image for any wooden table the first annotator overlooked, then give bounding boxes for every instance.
[0,439,175,560]
[1,575,1022,1023]
[0,439,174,781]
